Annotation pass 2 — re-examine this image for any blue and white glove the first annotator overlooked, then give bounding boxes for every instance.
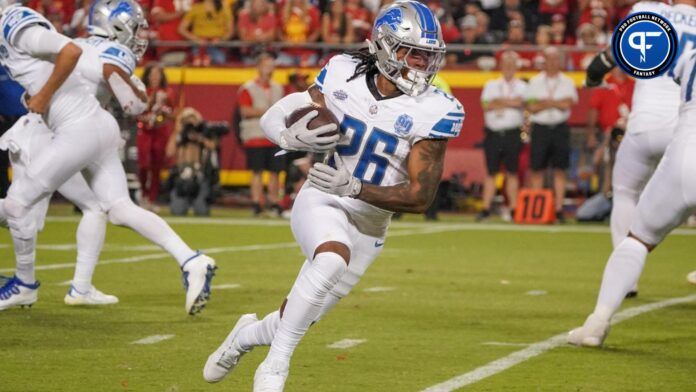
[308,153,362,197]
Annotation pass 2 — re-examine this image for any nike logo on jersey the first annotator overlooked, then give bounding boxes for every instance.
[374,241,385,247]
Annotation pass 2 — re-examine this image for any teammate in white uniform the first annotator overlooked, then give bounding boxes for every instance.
[568,48,696,347]
[203,2,464,390]
[0,0,216,315]
[585,0,696,297]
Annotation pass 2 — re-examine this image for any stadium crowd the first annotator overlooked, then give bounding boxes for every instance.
[26,0,635,69]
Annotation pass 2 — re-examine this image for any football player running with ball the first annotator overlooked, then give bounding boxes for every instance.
[204,1,464,390]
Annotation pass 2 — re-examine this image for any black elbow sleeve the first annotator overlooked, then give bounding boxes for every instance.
[586,51,616,87]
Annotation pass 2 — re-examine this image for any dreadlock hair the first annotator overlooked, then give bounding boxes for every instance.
[346,47,379,82]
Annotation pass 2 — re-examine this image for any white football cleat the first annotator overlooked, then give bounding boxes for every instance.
[0,276,39,311]
[567,313,611,347]
[254,358,289,392]
[687,270,696,285]
[64,285,119,306]
[181,252,217,315]
[203,313,259,383]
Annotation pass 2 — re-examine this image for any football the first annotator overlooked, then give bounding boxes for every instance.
[285,103,340,137]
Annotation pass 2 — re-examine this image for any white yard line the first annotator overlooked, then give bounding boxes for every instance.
[131,334,175,345]
[363,286,396,293]
[421,293,696,392]
[0,225,467,274]
[481,342,531,347]
[525,290,548,296]
[211,283,241,290]
[327,339,367,349]
[41,215,696,235]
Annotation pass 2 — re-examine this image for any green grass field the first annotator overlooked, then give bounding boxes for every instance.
[2,207,695,391]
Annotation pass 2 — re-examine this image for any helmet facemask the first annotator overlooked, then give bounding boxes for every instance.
[370,35,445,96]
[368,1,446,97]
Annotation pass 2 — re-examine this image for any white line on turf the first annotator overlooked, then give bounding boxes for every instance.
[363,286,396,292]
[211,283,241,290]
[421,293,696,392]
[43,216,696,236]
[0,226,468,274]
[482,342,531,347]
[327,339,367,349]
[525,290,548,296]
[131,334,175,345]
[56,280,72,286]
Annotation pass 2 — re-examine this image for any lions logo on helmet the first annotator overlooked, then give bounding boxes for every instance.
[89,0,149,60]
[368,0,446,97]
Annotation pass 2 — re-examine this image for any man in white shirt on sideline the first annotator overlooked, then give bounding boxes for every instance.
[477,51,527,222]
[526,47,578,223]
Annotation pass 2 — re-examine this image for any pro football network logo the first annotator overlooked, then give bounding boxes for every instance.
[612,12,678,79]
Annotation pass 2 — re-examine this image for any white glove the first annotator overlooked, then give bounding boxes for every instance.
[308,153,362,198]
[279,110,339,152]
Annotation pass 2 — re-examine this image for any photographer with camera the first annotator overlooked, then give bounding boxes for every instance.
[166,107,227,216]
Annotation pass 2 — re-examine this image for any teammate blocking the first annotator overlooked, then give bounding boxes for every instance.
[204,2,463,390]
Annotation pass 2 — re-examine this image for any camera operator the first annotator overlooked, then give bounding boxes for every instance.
[166,107,227,216]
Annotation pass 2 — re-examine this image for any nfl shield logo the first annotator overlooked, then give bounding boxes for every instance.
[394,114,413,136]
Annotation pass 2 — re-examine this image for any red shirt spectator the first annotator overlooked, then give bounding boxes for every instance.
[345,0,372,41]
[589,73,634,132]
[151,0,187,42]
[238,0,278,42]
[277,0,321,66]
[539,0,570,18]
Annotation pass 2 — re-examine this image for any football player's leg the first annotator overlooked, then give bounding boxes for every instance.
[87,149,197,265]
[317,230,385,321]
[86,146,215,314]
[57,174,118,305]
[610,132,657,248]
[570,137,694,347]
[255,188,352,389]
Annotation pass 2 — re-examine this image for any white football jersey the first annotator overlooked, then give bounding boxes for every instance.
[0,6,99,128]
[627,2,696,133]
[672,48,696,120]
[314,54,464,233]
[75,36,137,105]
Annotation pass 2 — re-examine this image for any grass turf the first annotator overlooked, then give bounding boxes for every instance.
[1,208,695,391]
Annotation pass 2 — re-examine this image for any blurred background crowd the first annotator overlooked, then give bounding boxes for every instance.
[27,0,633,69]
[0,0,640,221]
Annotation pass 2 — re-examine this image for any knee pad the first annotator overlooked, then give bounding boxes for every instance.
[5,197,37,239]
[294,252,347,306]
[106,198,136,226]
[331,268,361,299]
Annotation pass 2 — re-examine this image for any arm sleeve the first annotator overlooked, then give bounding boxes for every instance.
[259,91,313,145]
[108,72,147,115]
[14,25,72,57]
